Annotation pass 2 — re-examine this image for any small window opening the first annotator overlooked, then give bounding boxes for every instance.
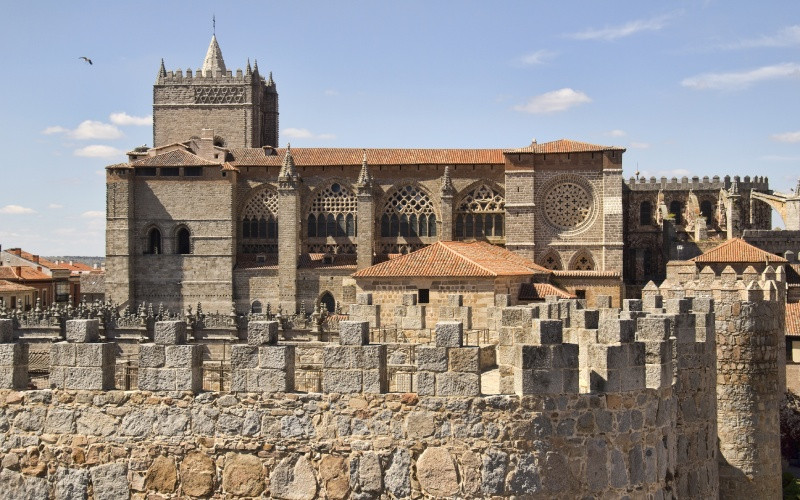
[418,289,430,304]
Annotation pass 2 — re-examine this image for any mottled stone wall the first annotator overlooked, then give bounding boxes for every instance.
[0,388,675,499]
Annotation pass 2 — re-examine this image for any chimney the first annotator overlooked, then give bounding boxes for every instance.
[13,266,22,278]
[32,255,39,264]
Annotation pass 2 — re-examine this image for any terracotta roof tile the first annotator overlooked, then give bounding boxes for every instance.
[228,148,505,167]
[690,238,788,264]
[788,302,800,336]
[519,283,576,300]
[0,280,36,292]
[299,253,357,269]
[4,249,64,270]
[552,270,622,278]
[353,241,550,278]
[79,273,105,294]
[132,149,219,167]
[506,139,625,154]
[0,266,51,281]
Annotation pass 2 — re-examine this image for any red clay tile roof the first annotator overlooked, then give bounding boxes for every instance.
[689,238,788,264]
[552,270,622,278]
[132,149,220,167]
[4,249,64,270]
[518,283,576,300]
[299,253,357,269]
[788,302,800,336]
[0,280,36,292]
[352,241,550,278]
[506,139,625,154]
[0,266,51,281]
[228,148,506,167]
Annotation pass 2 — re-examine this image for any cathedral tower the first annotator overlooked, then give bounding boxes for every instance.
[153,36,278,149]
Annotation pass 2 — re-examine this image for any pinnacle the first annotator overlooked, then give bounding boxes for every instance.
[202,35,226,76]
[441,165,454,193]
[357,149,372,185]
[158,58,167,78]
[279,144,297,179]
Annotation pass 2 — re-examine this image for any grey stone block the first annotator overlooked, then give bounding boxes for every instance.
[174,367,202,392]
[448,347,480,373]
[435,321,463,347]
[643,293,663,310]
[230,369,248,392]
[0,366,28,389]
[0,319,12,343]
[495,294,511,307]
[65,319,100,343]
[514,367,563,394]
[248,321,278,345]
[415,371,436,395]
[595,295,613,308]
[65,367,114,390]
[447,294,463,307]
[435,371,480,396]
[533,319,563,344]
[637,316,671,341]
[692,297,714,313]
[138,344,165,368]
[231,345,259,369]
[665,298,691,315]
[357,293,373,305]
[362,369,387,393]
[552,344,579,370]
[138,368,173,391]
[165,344,202,368]
[323,369,363,393]
[76,343,115,368]
[48,366,65,388]
[259,345,295,370]
[402,293,417,306]
[518,345,553,370]
[339,321,369,346]
[598,319,635,344]
[323,346,359,369]
[0,342,26,366]
[249,368,292,392]
[416,347,448,372]
[360,345,385,370]
[154,321,186,345]
[400,313,425,330]
[623,299,643,312]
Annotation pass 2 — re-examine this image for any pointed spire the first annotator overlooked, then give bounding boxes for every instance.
[202,35,226,76]
[158,58,167,78]
[279,143,297,180]
[267,71,275,86]
[246,58,252,76]
[357,149,372,186]
[253,59,259,75]
[441,165,454,195]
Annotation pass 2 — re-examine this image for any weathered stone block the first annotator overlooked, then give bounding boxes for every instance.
[259,345,295,370]
[435,321,463,347]
[637,316,671,341]
[447,294,463,307]
[231,345,259,369]
[665,298,691,315]
[356,293,373,305]
[448,347,480,373]
[0,365,28,389]
[400,314,425,330]
[643,293,663,310]
[435,372,480,396]
[248,368,293,392]
[517,345,552,370]
[339,321,369,346]
[360,345,385,370]
[76,343,115,368]
[416,347,448,372]
[0,342,27,366]
[495,294,511,307]
[0,319,12,343]
[552,344,579,370]
[247,321,278,345]
[66,319,100,343]
[573,309,600,329]
[64,366,114,390]
[323,369,363,393]
[533,319,563,344]
[623,299,643,312]
[415,371,436,396]
[165,344,202,368]
[154,321,187,345]
[139,344,165,368]
[596,295,613,308]
[174,367,202,392]
[323,346,359,369]
[402,293,417,306]
[362,369,386,394]
[514,367,563,394]
[598,319,635,344]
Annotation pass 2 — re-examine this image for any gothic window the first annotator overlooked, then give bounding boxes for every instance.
[146,227,162,255]
[570,250,595,271]
[455,184,505,239]
[700,200,713,224]
[381,185,437,237]
[307,183,357,238]
[640,201,652,226]
[539,250,562,271]
[319,291,335,313]
[669,200,684,225]
[176,227,191,254]
[240,188,279,253]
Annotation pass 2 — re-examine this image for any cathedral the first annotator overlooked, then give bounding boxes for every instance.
[105,36,791,323]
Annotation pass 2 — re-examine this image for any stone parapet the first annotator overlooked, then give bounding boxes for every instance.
[50,319,115,391]
[231,344,295,392]
[415,322,481,396]
[322,321,387,393]
[138,320,202,392]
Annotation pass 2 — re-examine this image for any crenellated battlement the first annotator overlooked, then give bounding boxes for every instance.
[624,173,769,192]
[156,67,274,86]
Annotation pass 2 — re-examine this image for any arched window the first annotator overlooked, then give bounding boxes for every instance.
[319,291,335,313]
[251,300,262,314]
[176,227,191,254]
[539,250,562,270]
[146,228,161,255]
[240,188,279,253]
[307,183,357,238]
[700,200,713,223]
[381,185,437,237]
[455,184,505,240]
[570,250,595,271]
[639,201,652,226]
[669,200,683,225]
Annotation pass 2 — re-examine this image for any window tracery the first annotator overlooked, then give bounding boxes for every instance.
[454,184,505,239]
[307,183,357,238]
[240,188,278,254]
[570,250,595,271]
[539,250,562,270]
[380,185,437,238]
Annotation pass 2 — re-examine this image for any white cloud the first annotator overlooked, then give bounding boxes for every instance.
[73,145,124,158]
[723,25,800,49]
[629,142,651,149]
[47,203,64,209]
[606,129,627,137]
[81,210,105,218]
[513,88,591,114]
[44,120,123,140]
[282,128,336,140]
[323,89,339,96]
[109,112,152,126]
[681,62,800,90]
[771,131,800,143]
[518,49,556,66]
[42,126,68,135]
[569,13,675,41]
[0,205,36,215]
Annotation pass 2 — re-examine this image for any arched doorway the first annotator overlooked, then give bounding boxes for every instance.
[319,291,336,313]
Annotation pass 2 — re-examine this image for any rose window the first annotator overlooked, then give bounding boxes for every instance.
[543,182,592,229]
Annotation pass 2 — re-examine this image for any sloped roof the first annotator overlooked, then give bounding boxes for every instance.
[79,273,105,294]
[228,148,505,167]
[3,249,64,270]
[518,283,576,300]
[352,241,550,278]
[299,253,357,269]
[202,35,226,75]
[0,280,36,292]
[506,139,625,154]
[132,149,219,167]
[788,302,800,336]
[0,266,51,281]
[689,238,788,264]
[552,270,621,278]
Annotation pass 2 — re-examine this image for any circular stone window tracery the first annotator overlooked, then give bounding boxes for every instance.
[543,182,592,229]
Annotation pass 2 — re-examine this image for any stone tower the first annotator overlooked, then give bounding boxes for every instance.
[277,146,300,313]
[153,36,278,149]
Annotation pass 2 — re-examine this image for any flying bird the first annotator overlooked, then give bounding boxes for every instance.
[79,56,93,65]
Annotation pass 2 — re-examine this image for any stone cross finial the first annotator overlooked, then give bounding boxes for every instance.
[357,149,372,186]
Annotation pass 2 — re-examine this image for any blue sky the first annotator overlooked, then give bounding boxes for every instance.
[2,1,800,256]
